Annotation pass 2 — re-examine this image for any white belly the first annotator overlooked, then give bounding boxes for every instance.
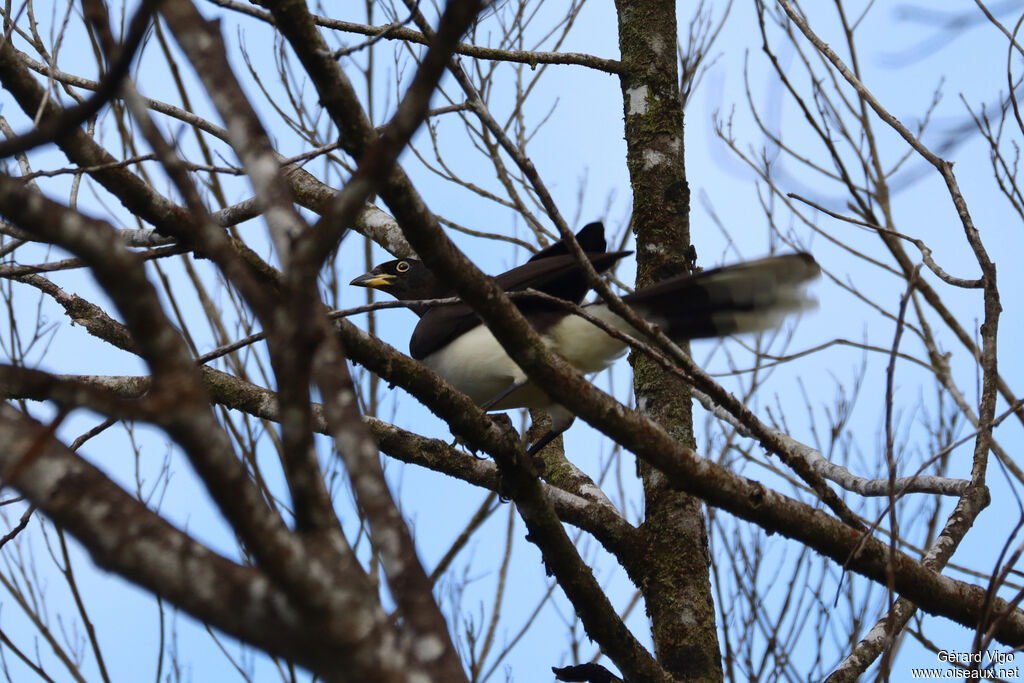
[542,308,629,373]
[422,324,530,406]
[420,312,628,411]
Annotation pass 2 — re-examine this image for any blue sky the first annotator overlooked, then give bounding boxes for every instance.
[2,1,1023,681]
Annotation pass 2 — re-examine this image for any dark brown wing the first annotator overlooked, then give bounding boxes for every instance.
[493,250,631,306]
[527,222,606,262]
[409,250,631,360]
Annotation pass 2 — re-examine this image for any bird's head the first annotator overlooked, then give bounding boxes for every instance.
[349,258,450,302]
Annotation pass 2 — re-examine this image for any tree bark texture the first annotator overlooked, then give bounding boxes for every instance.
[615,1,724,680]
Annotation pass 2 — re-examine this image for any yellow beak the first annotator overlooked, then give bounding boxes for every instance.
[349,272,395,288]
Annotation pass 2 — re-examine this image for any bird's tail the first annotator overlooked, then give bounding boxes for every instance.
[552,253,819,374]
[621,252,820,340]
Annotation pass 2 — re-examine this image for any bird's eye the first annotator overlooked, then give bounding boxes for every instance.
[396,261,410,273]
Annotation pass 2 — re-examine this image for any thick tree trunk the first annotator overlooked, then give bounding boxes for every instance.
[614,1,724,680]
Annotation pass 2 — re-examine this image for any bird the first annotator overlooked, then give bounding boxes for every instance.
[350,222,819,455]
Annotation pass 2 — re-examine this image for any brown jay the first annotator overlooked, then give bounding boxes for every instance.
[351,222,819,454]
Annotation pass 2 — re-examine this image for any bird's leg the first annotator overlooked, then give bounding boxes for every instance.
[526,408,575,459]
[526,428,564,457]
[450,413,517,460]
[477,381,536,473]
[479,379,529,411]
